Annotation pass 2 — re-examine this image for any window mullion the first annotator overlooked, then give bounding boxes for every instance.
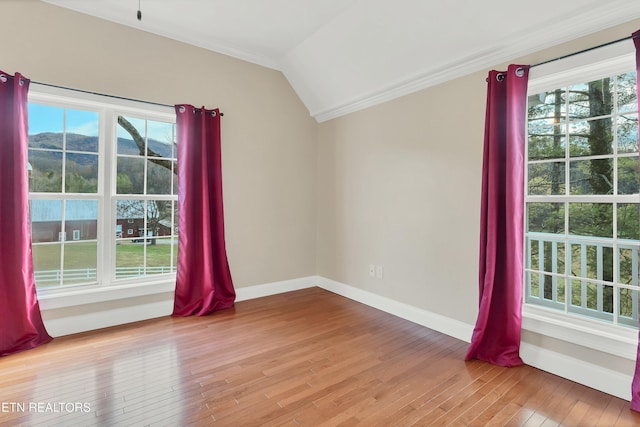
[100,109,115,286]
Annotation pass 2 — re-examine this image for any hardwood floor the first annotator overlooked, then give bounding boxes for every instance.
[1,287,638,426]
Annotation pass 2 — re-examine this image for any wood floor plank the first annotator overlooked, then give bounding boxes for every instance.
[0,287,636,426]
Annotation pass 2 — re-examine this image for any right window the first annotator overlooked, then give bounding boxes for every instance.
[526,69,640,327]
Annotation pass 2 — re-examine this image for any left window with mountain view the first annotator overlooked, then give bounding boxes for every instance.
[28,94,178,292]
[28,104,100,288]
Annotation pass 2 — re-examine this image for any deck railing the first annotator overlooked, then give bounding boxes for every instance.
[525,232,639,327]
[35,266,177,287]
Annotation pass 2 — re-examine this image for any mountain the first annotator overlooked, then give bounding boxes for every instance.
[29,132,174,158]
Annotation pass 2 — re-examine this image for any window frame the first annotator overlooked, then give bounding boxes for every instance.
[524,41,639,360]
[29,85,178,305]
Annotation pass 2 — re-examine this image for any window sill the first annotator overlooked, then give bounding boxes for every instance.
[522,304,638,360]
[38,277,175,311]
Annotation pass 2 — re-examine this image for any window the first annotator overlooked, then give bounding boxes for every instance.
[526,53,639,328]
[28,91,177,291]
[115,115,178,279]
[29,103,100,288]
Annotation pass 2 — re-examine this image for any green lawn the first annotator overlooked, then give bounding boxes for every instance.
[115,240,178,268]
[32,240,177,270]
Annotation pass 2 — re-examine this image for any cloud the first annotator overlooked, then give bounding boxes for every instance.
[67,120,99,136]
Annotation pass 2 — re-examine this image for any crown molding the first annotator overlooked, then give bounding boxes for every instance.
[143,28,282,71]
[41,0,281,70]
[312,2,640,122]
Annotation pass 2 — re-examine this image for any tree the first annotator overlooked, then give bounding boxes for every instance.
[527,73,639,314]
[117,116,177,174]
[586,79,614,312]
[116,116,176,245]
[116,199,172,245]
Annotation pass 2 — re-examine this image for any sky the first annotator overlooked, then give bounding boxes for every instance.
[28,104,97,136]
[28,103,175,145]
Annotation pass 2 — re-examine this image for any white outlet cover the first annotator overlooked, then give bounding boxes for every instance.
[376,266,383,278]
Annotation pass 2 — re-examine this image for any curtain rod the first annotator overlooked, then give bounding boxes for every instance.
[531,34,635,68]
[30,80,224,116]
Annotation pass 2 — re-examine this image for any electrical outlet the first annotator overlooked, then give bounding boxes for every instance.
[369,264,376,277]
[376,265,383,279]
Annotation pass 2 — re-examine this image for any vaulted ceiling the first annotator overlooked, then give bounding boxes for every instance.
[42,0,640,122]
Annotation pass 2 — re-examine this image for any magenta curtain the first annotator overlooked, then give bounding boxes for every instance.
[173,105,235,316]
[465,64,529,367]
[630,29,640,412]
[0,71,52,356]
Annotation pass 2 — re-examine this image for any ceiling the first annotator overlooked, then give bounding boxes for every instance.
[42,0,640,122]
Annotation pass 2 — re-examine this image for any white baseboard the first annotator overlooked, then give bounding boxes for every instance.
[315,277,473,343]
[235,276,317,301]
[313,276,633,402]
[520,342,632,401]
[42,293,174,337]
[38,275,635,401]
[41,277,318,337]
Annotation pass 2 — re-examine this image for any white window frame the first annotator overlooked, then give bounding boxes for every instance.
[29,85,177,309]
[525,41,639,360]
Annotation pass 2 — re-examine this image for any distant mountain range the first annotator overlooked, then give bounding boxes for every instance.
[28,132,174,158]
